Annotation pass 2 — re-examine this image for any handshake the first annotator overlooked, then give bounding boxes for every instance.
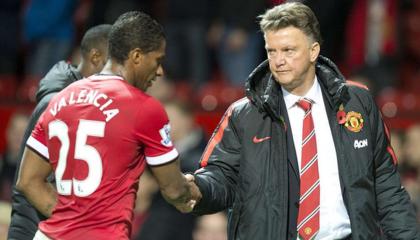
[173,174,202,213]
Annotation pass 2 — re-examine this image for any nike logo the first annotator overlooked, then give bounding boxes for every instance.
[253,136,271,143]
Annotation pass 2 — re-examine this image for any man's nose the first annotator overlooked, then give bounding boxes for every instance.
[156,64,164,76]
[274,54,286,67]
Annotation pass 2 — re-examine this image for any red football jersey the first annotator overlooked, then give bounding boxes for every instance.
[27,75,178,239]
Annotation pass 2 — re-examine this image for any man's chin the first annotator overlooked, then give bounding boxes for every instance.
[273,75,292,86]
[135,82,148,92]
[142,85,150,92]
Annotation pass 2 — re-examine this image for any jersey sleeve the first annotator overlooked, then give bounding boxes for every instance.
[26,112,49,159]
[134,97,178,166]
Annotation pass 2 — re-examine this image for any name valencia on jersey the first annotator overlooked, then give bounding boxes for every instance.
[49,88,119,122]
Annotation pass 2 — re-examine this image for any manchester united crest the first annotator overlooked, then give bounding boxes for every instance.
[344,111,364,132]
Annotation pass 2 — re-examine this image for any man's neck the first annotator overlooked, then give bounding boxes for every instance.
[77,60,91,78]
[283,66,316,96]
[100,60,125,78]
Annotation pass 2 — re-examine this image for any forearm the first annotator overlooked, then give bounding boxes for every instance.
[375,157,418,236]
[150,159,197,212]
[192,166,236,215]
[16,147,56,217]
[20,181,57,217]
[160,180,191,206]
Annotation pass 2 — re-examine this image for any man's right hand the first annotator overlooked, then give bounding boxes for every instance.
[170,174,202,213]
[185,174,202,203]
[150,158,203,213]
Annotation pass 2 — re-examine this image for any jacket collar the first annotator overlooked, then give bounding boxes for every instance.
[245,55,349,121]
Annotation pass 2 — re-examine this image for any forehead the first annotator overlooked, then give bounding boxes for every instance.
[264,26,309,46]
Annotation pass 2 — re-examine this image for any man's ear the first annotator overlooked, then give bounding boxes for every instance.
[310,42,320,63]
[89,48,102,67]
[128,48,143,66]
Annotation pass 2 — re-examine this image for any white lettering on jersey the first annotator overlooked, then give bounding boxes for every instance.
[159,124,173,147]
[77,89,88,103]
[69,92,76,104]
[104,109,119,122]
[354,139,368,149]
[50,104,57,116]
[84,90,99,105]
[99,99,113,111]
[93,93,107,107]
[57,97,67,112]
[50,89,120,122]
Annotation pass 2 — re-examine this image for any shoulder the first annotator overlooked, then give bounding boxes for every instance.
[136,95,165,116]
[227,97,252,116]
[135,96,167,121]
[345,80,372,99]
[346,80,369,91]
[344,80,377,113]
[215,98,254,132]
[143,95,164,108]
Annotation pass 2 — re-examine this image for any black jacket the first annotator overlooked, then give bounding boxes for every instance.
[193,56,419,240]
[8,61,82,240]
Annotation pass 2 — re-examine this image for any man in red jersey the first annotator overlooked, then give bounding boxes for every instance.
[16,11,196,240]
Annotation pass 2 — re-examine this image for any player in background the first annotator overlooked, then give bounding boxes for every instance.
[16,11,196,240]
[7,24,111,240]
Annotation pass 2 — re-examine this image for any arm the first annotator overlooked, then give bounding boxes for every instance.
[149,158,197,213]
[16,147,57,217]
[13,93,54,187]
[192,104,242,215]
[136,98,202,212]
[368,93,419,238]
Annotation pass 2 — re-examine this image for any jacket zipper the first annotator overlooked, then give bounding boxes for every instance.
[330,112,355,236]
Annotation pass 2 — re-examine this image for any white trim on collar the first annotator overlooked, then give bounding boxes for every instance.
[89,74,124,81]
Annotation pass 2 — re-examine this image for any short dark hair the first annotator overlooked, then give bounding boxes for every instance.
[109,11,165,64]
[259,2,322,44]
[80,24,112,56]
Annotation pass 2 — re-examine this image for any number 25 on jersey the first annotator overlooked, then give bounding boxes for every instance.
[49,119,105,197]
